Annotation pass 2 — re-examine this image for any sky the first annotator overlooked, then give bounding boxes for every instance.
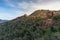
[0,0,60,20]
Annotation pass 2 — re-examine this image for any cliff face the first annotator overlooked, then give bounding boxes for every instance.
[30,10,60,27]
[30,10,60,19]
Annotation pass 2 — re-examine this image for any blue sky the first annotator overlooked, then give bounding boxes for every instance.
[0,0,60,20]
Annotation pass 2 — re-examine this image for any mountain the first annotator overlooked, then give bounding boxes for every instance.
[0,19,8,23]
[0,10,60,40]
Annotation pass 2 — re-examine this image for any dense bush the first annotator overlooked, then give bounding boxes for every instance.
[0,10,60,40]
[52,14,60,20]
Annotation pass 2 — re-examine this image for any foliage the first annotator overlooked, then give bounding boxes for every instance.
[52,14,60,20]
[0,10,60,40]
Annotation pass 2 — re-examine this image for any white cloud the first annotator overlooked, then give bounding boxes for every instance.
[5,0,60,15]
[16,0,60,15]
[2,0,60,20]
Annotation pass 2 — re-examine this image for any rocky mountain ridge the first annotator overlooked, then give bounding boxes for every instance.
[0,10,60,40]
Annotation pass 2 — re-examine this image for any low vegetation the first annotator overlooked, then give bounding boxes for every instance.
[0,10,60,40]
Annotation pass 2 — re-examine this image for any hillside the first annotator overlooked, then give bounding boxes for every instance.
[0,10,60,40]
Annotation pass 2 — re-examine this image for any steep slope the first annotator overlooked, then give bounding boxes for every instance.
[0,10,60,40]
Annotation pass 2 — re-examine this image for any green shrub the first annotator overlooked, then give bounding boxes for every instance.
[52,14,60,20]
